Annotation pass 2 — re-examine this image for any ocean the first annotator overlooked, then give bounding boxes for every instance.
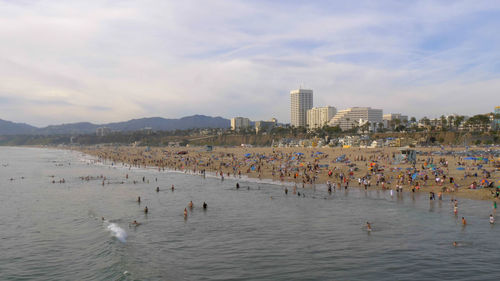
[1,146,499,281]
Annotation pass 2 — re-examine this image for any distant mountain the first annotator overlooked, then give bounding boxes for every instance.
[0,115,230,135]
[106,115,231,132]
[0,119,37,135]
[37,122,99,135]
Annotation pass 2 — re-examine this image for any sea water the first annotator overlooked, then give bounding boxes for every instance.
[1,146,499,281]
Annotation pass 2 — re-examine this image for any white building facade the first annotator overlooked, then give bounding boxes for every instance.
[307,106,337,129]
[290,89,313,127]
[329,107,383,131]
[230,117,251,131]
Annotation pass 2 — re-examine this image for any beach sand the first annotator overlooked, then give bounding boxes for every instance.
[74,145,499,202]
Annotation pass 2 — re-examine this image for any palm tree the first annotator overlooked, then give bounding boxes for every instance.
[447,115,455,130]
[440,115,447,130]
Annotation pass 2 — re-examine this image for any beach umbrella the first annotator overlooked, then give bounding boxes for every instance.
[296,152,304,156]
[244,153,251,157]
[464,157,476,160]
[456,167,465,170]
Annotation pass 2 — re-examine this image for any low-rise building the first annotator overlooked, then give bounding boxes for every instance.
[329,107,383,131]
[255,119,277,133]
[383,113,408,129]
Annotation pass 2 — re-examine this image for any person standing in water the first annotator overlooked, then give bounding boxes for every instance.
[203,202,207,209]
[137,196,141,203]
[366,222,372,231]
[490,214,495,224]
[144,206,148,213]
[461,217,466,225]
[171,184,175,191]
[184,208,188,218]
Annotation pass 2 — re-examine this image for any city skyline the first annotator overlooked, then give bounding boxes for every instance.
[0,1,499,126]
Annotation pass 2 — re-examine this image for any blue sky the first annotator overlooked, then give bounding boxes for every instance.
[0,0,499,126]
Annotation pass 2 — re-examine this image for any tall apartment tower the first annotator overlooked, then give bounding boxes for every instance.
[290,88,313,127]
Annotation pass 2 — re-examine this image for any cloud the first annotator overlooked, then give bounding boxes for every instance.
[0,0,499,126]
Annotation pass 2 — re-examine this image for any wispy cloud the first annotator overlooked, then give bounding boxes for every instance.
[0,0,499,126]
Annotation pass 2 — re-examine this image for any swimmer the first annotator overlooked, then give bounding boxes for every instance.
[490,214,495,224]
[101,217,105,221]
[144,206,148,214]
[130,220,140,226]
[203,202,207,209]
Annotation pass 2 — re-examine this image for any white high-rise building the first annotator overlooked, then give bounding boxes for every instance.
[231,117,251,131]
[307,106,337,129]
[329,107,383,131]
[290,88,313,127]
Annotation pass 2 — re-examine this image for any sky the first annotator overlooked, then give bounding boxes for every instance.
[0,0,499,127]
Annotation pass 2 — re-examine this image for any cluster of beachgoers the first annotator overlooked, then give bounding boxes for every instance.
[76,146,499,201]
[73,145,499,239]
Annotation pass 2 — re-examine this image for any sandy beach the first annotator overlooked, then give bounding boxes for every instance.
[73,145,500,202]
[76,146,499,200]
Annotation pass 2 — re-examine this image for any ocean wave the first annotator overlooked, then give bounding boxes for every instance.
[106,222,127,243]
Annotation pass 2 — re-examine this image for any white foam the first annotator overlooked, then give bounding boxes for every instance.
[107,223,127,243]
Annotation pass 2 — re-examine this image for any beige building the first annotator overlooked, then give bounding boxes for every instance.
[307,106,337,129]
[383,113,408,128]
[230,117,251,131]
[290,88,313,127]
[329,107,383,131]
[255,119,277,133]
